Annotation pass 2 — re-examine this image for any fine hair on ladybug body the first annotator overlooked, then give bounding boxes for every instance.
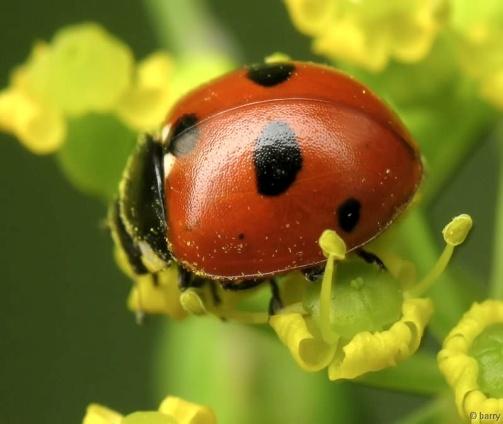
[110,60,423,295]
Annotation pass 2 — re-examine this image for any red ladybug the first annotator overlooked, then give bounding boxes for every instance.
[112,61,423,288]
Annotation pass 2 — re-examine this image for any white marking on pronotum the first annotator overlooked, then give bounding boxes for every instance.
[138,241,166,272]
[161,124,171,143]
[164,153,176,177]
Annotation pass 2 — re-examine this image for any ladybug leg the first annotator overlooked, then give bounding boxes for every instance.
[208,280,222,306]
[268,279,283,315]
[302,265,325,282]
[177,267,193,290]
[356,249,387,270]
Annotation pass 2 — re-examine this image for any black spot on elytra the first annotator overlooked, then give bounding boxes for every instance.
[337,198,361,233]
[247,62,295,87]
[237,233,245,240]
[167,113,199,156]
[253,121,302,196]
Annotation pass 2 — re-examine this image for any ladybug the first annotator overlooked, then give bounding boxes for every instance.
[110,61,423,293]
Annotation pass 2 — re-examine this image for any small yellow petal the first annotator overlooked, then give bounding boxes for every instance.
[464,393,503,424]
[0,88,65,154]
[122,412,176,424]
[284,0,337,36]
[169,54,234,104]
[82,404,122,424]
[29,23,134,116]
[270,312,337,372]
[265,52,292,64]
[328,298,433,380]
[480,69,503,110]
[116,52,173,131]
[285,0,448,71]
[127,267,187,320]
[159,396,217,424]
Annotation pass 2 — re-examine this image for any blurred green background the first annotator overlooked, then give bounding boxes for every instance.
[0,1,499,423]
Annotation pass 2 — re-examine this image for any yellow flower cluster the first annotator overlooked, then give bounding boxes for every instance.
[451,0,503,109]
[83,396,216,424]
[284,0,503,110]
[126,214,471,383]
[0,23,232,154]
[268,215,471,381]
[284,0,448,72]
[271,297,433,380]
[438,300,503,422]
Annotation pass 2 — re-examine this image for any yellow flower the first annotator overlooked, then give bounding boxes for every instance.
[271,214,472,380]
[438,300,503,422]
[127,266,187,321]
[0,85,65,153]
[0,22,233,154]
[451,0,503,109]
[84,404,122,424]
[28,23,134,116]
[284,0,449,72]
[82,396,216,424]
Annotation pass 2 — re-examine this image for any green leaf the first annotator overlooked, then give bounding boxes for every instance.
[57,113,136,200]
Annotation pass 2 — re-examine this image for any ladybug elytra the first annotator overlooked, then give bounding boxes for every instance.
[111,61,423,292]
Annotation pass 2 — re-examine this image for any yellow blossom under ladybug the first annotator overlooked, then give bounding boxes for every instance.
[284,0,449,72]
[83,396,216,424]
[0,22,233,154]
[438,300,503,422]
[270,214,472,380]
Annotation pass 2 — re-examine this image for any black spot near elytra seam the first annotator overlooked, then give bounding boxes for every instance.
[337,198,361,233]
[253,121,302,196]
[247,62,295,87]
[167,113,199,156]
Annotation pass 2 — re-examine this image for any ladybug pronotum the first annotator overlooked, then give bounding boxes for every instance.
[110,60,423,298]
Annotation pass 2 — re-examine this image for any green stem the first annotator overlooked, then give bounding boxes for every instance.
[399,209,471,340]
[395,397,450,424]
[490,125,503,299]
[421,84,496,205]
[408,244,454,297]
[319,255,338,344]
[356,352,447,396]
[143,0,238,58]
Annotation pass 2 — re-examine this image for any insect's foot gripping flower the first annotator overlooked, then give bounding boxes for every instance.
[284,0,449,72]
[438,300,503,422]
[271,214,472,381]
[83,396,217,424]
